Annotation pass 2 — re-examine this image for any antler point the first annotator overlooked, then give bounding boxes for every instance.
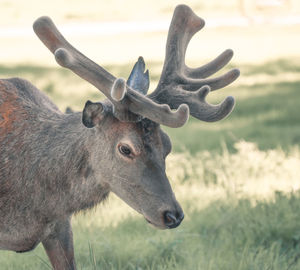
[111,78,127,101]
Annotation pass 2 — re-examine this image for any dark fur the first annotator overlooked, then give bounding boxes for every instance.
[0,78,109,255]
[0,78,182,270]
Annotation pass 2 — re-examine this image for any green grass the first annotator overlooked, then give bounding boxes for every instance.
[2,162,300,269]
[1,58,300,269]
[1,58,299,153]
[71,192,300,270]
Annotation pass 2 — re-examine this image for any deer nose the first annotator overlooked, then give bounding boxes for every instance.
[163,211,184,229]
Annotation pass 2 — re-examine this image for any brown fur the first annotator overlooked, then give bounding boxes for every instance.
[0,78,182,270]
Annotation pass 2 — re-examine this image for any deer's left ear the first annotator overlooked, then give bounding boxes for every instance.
[82,100,105,128]
[127,56,149,95]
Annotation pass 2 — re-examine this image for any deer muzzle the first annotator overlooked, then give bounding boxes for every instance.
[163,210,184,229]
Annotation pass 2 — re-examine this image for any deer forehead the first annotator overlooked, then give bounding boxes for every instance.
[105,117,166,152]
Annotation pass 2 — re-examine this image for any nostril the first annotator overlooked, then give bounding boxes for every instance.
[164,211,177,226]
[163,211,183,229]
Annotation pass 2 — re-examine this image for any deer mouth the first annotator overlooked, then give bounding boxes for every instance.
[145,217,166,229]
[143,213,167,230]
[143,208,184,229]
[145,217,152,224]
[145,217,155,225]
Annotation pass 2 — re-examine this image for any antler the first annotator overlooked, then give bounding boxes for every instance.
[33,4,239,127]
[148,5,240,122]
[33,17,188,127]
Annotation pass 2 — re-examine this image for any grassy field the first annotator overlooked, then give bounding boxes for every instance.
[1,0,300,26]
[0,57,300,269]
[0,0,262,26]
[1,142,300,269]
[0,57,299,153]
[1,1,300,269]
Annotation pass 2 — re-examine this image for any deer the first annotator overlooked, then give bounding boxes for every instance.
[0,5,239,270]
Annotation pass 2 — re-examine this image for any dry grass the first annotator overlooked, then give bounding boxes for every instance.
[1,1,300,269]
[0,0,242,26]
[2,142,300,269]
[72,141,300,229]
[0,1,300,66]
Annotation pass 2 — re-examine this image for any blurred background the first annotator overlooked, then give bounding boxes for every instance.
[1,0,300,269]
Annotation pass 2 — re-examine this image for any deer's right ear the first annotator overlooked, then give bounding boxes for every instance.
[82,100,105,128]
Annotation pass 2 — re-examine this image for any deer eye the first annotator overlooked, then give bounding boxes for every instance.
[118,144,133,157]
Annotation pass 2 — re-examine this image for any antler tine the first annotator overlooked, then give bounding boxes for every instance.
[185,49,235,79]
[149,5,240,122]
[159,5,205,80]
[33,16,188,127]
[33,16,116,99]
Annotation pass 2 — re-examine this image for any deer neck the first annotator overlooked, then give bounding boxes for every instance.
[43,112,110,216]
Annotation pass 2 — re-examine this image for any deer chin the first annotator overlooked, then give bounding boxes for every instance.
[142,212,167,230]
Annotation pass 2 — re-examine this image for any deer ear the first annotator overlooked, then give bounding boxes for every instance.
[82,100,104,128]
[127,56,149,95]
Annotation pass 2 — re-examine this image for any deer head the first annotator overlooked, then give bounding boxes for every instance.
[33,5,239,229]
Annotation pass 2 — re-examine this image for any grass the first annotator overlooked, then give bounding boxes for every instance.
[1,142,300,269]
[0,0,246,26]
[0,57,299,153]
[1,2,300,268]
[2,0,300,27]
[1,25,300,269]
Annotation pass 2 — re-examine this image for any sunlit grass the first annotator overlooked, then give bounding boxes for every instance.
[0,0,244,26]
[1,142,300,269]
[1,57,300,269]
[1,58,300,153]
[1,0,300,268]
